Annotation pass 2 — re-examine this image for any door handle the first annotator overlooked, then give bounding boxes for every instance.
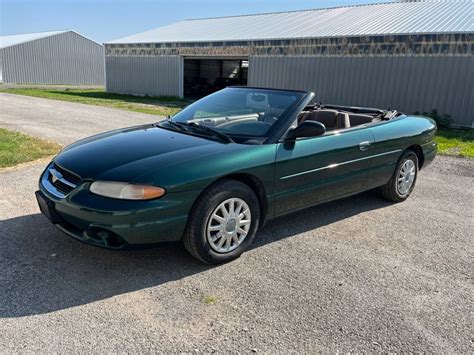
[359,141,371,151]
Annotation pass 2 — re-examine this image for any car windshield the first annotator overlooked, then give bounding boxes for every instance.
[169,87,304,139]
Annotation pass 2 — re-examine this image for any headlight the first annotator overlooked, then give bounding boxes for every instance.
[90,181,166,200]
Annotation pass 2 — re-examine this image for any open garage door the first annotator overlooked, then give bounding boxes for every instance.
[183,58,248,99]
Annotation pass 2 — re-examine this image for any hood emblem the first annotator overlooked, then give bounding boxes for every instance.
[50,169,63,184]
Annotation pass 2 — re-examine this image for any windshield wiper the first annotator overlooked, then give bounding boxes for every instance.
[155,117,189,132]
[183,122,234,143]
[156,118,233,143]
[168,120,190,131]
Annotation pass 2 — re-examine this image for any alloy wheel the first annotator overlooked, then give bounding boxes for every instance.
[397,159,416,195]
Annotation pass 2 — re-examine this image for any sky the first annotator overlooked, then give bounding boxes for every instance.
[0,0,393,43]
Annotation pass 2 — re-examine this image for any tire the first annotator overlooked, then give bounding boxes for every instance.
[379,150,419,202]
[183,179,260,264]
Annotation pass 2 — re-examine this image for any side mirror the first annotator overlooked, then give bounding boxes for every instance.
[286,120,326,140]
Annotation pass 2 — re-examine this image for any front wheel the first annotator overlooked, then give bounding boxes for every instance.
[379,150,419,202]
[183,180,260,264]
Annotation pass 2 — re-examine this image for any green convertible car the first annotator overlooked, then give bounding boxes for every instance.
[36,87,437,264]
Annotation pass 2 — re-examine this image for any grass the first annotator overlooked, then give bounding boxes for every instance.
[0,87,188,117]
[202,294,219,305]
[0,128,61,168]
[435,129,474,158]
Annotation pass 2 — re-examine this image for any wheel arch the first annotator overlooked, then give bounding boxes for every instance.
[188,173,269,227]
[406,144,424,169]
[219,173,268,225]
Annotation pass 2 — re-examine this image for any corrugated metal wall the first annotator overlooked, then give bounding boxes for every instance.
[1,31,104,85]
[105,56,182,97]
[0,50,3,81]
[248,56,473,127]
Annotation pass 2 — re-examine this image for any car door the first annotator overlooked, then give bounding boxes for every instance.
[363,120,410,190]
[273,127,374,216]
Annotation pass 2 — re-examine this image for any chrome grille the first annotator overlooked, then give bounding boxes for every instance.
[43,163,82,198]
[53,164,81,185]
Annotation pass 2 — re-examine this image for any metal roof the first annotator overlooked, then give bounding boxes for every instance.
[0,30,68,49]
[108,0,473,44]
[0,30,102,49]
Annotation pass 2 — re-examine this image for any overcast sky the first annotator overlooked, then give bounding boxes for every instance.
[1,0,394,43]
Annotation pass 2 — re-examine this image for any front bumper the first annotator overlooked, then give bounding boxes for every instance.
[37,165,200,249]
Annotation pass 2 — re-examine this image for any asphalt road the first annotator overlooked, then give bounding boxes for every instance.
[0,94,472,352]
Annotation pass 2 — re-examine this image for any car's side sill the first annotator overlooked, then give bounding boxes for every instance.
[269,185,385,220]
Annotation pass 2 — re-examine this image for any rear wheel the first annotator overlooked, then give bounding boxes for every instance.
[379,150,419,202]
[183,180,260,264]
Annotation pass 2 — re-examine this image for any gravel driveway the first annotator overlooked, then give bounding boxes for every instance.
[0,95,472,352]
[0,93,159,145]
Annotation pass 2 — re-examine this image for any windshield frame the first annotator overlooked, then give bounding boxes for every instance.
[169,87,311,143]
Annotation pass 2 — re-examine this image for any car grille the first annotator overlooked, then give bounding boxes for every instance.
[47,164,82,196]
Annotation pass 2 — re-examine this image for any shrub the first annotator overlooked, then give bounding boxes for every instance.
[413,109,452,128]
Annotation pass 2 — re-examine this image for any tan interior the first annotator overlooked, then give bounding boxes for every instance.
[298,109,376,131]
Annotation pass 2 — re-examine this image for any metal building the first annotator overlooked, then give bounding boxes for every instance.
[105,0,473,127]
[0,30,104,85]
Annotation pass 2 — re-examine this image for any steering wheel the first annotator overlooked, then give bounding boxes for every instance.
[261,114,278,125]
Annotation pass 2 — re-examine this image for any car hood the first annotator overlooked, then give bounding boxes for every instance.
[54,124,225,182]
